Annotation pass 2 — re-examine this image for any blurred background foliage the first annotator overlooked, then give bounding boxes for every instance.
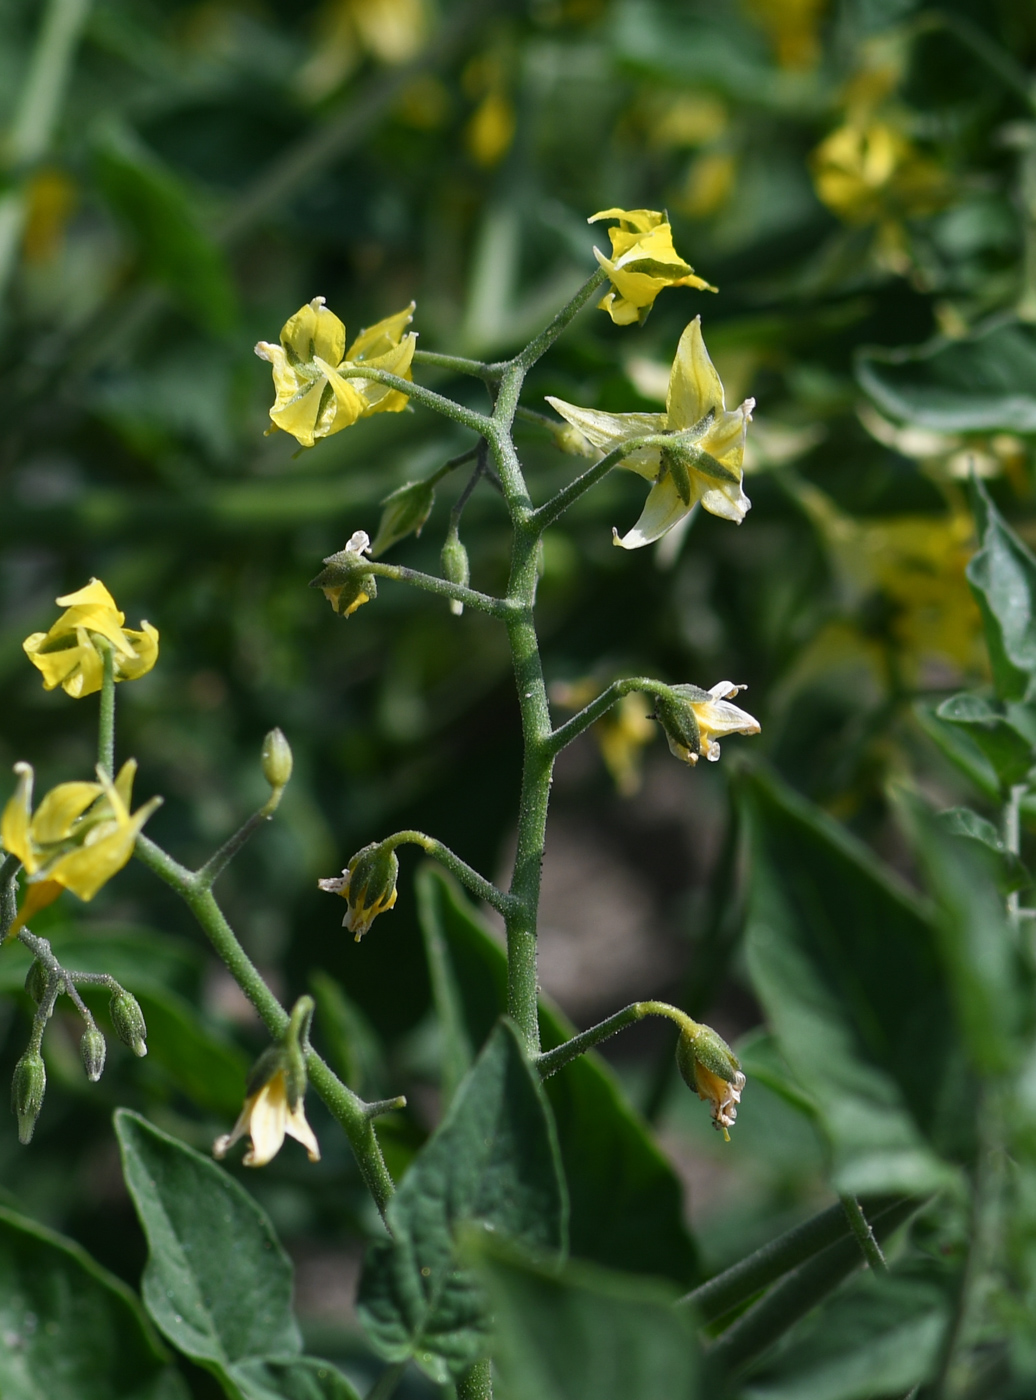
[2,0,1036,1392]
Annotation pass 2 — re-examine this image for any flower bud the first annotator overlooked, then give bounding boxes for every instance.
[80,1027,107,1082]
[110,989,148,1057]
[676,1022,745,1141]
[318,841,399,941]
[24,959,50,1005]
[653,690,702,766]
[311,531,378,618]
[441,529,469,617]
[261,728,293,792]
[371,480,436,556]
[12,1049,46,1144]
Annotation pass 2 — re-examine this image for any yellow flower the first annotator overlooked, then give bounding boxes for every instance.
[23,579,159,699]
[213,1062,320,1168]
[319,840,399,940]
[743,0,827,70]
[255,298,417,449]
[656,682,761,766]
[547,317,753,548]
[811,120,948,227]
[2,760,161,933]
[588,208,715,325]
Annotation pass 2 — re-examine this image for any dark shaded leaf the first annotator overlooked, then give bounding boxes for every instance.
[913,701,1000,801]
[357,1018,566,1382]
[414,866,699,1285]
[935,692,1034,787]
[938,806,1030,893]
[966,479,1036,702]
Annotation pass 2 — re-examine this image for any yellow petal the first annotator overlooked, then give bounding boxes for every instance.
[112,758,138,816]
[285,1100,321,1162]
[44,793,160,900]
[666,317,726,428]
[588,208,666,233]
[243,1074,289,1167]
[613,472,699,550]
[280,297,346,367]
[55,578,119,612]
[270,377,333,449]
[353,334,417,415]
[30,780,103,844]
[346,302,416,361]
[117,623,159,682]
[315,359,369,430]
[1,763,35,871]
[544,397,664,480]
[8,879,64,936]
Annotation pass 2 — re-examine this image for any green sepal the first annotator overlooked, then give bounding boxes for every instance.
[371,479,436,556]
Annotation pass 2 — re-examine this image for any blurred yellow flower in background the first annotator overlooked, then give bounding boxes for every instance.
[588,208,715,325]
[463,53,516,168]
[812,120,948,227]
[297,0,428,101]
[547,316,753,548]
[551,680,657,795]
[23,579,158,699]
[22,168,77,264]
[255,298,416,449]
[742,0,827,69]
[2,759,161,932]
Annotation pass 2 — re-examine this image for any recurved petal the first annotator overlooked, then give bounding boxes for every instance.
[354,333,417,414]
[698,399,754,475]
[243,1076,289,1167]
[1,763,35,870]
[269,377,332,449]
[281,297,346,367]
[55,579,119,613]
[346,302,416,361]
[545,397,664,479]
[613,472,699,550]
[56,603,135,652]
[117,623,159,681]
[666,317,726,428]
[285,1100,321,1162]
[588,208,666,233]
[112,758,138,816]
[30,780,103,844]
[691,696,760,737]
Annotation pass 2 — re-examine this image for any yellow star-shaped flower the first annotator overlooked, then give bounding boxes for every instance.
[255,297,417,448]
[23,579,158,699]
[589,208,715,325]
[547,316,753,548]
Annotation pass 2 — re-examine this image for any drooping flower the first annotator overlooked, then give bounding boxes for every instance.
[675,1021,746,1141]
[655,682,761,766]
[213,1057,320,1168]
[313,530,378,617]
[255,298,417,449]
[588,208,715,325]
[319,840,399,940]
[23,579,158,699]
[547,316,753,548]
[1,760,162,932]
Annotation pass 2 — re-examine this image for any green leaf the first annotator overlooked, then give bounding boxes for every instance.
[896,792,1022,1075]
[856,319,1036,434]
[477,1240,701,1400]
[357,1018,567,1382]
[739,1268,948,1400]
[414,866,699,1285]
[231,1359,360,1400]
[934,693,1035,788]
[741,769,966,1195]
[966,478,1036,701]
[0,1202,185,1400]
[913,700,1000,801]
[93,123,237,335]
[115,1110,302,1392]
[938,806,1030,893]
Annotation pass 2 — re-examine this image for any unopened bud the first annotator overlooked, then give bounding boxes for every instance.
[261,728,293,793]
[110,989,148,1057]
[12,1049,46,1144]
[24,959,50,1005]
[318,841,399,941]
[441,530,469,617]
[80,1027,107,1082]
[676,1022,745,1141]
[371,480,435,556]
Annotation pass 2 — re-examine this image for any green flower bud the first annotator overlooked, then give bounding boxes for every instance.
[441,529,469,617]
[110,989,148,1057]
[261,728,293,792]
[676,1021,745,1140]
[653,689,702,766]
[371,479,436,556]
[80,1027,107,1082]
[318,841,399,941]
[24,959,50,1005]
[12,1049,46,1144]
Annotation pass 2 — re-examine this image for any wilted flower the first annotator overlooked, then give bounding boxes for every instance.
[214,1052,320,1168]
[313,530,378,618]
[655,682,761,766]
[319,841,399,940]
[589,208,714,325]
[1,759,161,932]
[255,298,417,449]
[547,317,753,548]
[676,1022,745,1141]
[23,579,158,699]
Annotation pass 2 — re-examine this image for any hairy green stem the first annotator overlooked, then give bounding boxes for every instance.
[134,833,398,1217]
[530,432,677,533]
[335,365,492,435]
[681,1197,899,1323]
[0,0,92,306]
[1004,783,1026,927]
[412,348,498,381]
[513,267,608,370]
[547,677,665,756]
[0,854,20,941]
[98,641,115,778]
[839,1193,889,1273]
[709,1198,923,1373]
[196,810,269,891]
[383,830,516,917]
[534,1000,694,1078]
[359,558,511,618]
[456,1359,493,1400]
